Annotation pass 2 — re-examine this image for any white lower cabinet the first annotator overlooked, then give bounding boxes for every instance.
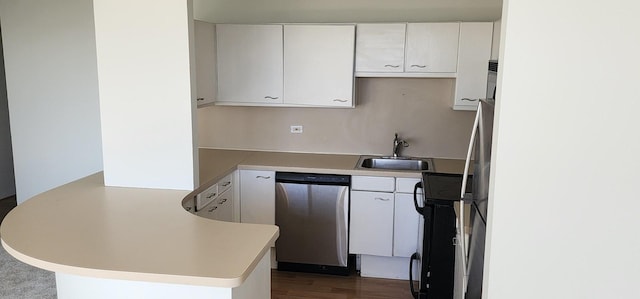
[215,189,234,222]
[349,190,394,256]
[393,193,421,257]
[394,178,422,258]
[194,171,238,222]
[360,254,419,281]
[239,170,275,225]
[350,176,423,280]
[196,188,234,221]
[196,183,218,211]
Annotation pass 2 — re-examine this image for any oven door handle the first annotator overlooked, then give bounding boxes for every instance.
[414,181,424,215]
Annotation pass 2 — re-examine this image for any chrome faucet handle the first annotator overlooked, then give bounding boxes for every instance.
[392,133,409,157]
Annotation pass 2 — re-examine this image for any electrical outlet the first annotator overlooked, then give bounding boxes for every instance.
[290,125,303,134]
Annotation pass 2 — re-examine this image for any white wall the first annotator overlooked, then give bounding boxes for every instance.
[0,0,103,204]
[0,23,16,199]
[485,1,640,298]
[193,0,502,23]
[93,0,197,190]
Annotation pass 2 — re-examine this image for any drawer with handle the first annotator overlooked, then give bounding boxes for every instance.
[196,183,218,211]
[218,173,233,194]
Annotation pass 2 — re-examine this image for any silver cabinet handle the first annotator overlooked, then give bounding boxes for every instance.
[411,65,427,68]
[256,176,271,179]
[333,99,348,103]
[264,96,279,100]
[219,198,227,204]
[461,98,478,102]
[384,64,400,68]
[221,181,231,187]
[374,197,391,201]
[206,192,217,199]
[196,98,204,101]
[208,206,218,212]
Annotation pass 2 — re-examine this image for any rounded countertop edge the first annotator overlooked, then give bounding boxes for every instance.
[1,173,279,289]
[1,239,251,288]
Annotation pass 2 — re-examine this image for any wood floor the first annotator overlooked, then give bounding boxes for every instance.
[272,270,415,299]
[1,196,414,298]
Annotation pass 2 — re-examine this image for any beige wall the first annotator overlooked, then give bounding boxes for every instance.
[198,78,475,159]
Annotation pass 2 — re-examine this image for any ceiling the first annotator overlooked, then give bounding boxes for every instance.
[193,0,503,24]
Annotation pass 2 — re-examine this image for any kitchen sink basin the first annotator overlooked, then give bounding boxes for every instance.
[357,156,433,171]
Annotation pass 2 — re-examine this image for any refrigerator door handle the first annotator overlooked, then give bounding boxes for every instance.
[335,186,349,267]
[458,102,482,296]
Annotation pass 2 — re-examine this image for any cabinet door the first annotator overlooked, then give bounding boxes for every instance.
[453,22,493,111]
[349,191,394,256]
[405,23,460,73]
[216,24,283,104]
[393,193,421,257]
[194,21,216,107]
[355,23,406,73]
[284,25,355,107]
[240,170,275,225]
[215,189,234,222]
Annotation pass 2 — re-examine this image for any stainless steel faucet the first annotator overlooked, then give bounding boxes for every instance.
[392,133,409,158]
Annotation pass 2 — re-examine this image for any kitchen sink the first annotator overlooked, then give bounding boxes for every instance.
[357,156,433,171]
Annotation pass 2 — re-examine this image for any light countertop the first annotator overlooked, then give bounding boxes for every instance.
[0,172,278,288]
[0,148,466,289]
[195,148,468,194]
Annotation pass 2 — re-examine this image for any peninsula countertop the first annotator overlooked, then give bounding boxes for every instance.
[0,172,278,288]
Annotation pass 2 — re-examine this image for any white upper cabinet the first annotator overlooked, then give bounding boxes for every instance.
[405,22,460,73]
[215,24,283,105]
[194,21,216,107]
[355,22,459,77]
[355,23,406,73]
[215,24,354,108]
[453,22,493,111]
[283,24,355,107]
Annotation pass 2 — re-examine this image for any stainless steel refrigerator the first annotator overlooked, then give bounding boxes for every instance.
[464,60,497,299]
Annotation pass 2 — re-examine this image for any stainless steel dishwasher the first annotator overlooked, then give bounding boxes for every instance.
[275,172,351,275]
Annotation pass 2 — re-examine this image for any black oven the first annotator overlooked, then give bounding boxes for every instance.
[410,173,472,299]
